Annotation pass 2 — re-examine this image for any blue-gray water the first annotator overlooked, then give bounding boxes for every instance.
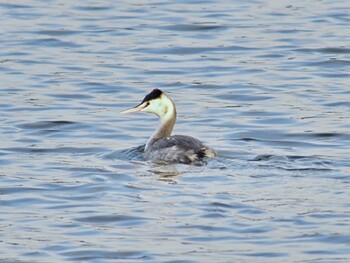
[1,0,350,262]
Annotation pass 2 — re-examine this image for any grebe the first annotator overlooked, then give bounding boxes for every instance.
[121,89,217,164]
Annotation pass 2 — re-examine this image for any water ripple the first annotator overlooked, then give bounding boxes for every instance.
[1,0,349,262]
[295,47,350,54]
[60,250,151,261]
[161,23,228,31]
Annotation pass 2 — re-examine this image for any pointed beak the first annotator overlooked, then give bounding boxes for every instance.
[121,102,147,114]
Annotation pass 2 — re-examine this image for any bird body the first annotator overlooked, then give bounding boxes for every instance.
[121,89,217,164]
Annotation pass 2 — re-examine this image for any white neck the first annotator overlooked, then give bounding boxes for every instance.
[145,97,176,152]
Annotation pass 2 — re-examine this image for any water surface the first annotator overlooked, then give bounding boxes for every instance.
[1,0,349,262]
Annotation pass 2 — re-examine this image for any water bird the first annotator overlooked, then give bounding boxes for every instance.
[121,89,217,164]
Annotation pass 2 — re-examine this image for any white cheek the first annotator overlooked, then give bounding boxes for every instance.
[143,101,161,115]
[142,98,171,119]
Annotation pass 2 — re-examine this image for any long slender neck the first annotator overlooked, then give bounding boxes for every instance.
[154,110,176,139]
[145,98,176,151]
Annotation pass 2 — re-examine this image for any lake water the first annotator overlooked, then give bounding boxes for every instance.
[1,0,350,262]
